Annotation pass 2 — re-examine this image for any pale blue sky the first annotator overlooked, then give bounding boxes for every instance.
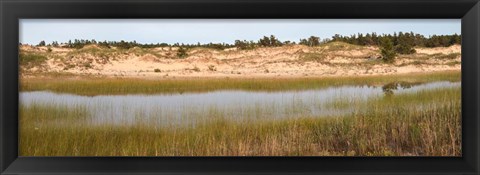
[20,19,461,45]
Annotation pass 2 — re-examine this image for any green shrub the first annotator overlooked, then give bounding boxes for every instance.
[395,44,416,54]
[380,38,396,63]
[177,47,188,58]
[395,35,416,54]
[19,53,48,67]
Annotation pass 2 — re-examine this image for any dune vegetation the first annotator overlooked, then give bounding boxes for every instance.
[19,39,461,78]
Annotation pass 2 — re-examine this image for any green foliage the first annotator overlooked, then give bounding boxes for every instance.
[51,41,59,47]
[380,38,396,63]
[330,32,461,48]
[258,35,282,47]
[19,53,48,67]
[37,40,46,46]
[115,40,136,49]
[66,39,95,49]
[322,41,361,51]
[176,47,188,58]
[20,71,460,96]
[19,82,461,156]
[425,34,461,47]
[395,32,416,54]
[234,40,256,50]
[30,32,460,51]
[299,36,321,47]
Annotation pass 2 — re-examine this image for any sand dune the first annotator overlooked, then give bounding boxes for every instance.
[19,42,461,78]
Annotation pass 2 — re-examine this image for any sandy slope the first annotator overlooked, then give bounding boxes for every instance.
[19,42,461,78]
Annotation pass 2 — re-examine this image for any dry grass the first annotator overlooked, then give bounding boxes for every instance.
[20,71,460,96]
[19,84,461,156]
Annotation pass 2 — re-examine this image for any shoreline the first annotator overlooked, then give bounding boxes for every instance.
[21,69,461,80]
[20,70,461,96]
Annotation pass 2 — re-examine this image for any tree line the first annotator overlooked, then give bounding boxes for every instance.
[33,36,322,50]
[331,32,460,48]
[31,32,460,51]
[34,39,236,50]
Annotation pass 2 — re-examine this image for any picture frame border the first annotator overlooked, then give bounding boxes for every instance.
[1,0,479,174]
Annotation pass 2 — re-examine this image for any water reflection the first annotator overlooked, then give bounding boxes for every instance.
[382,81,423,96]
[20,81,460,126]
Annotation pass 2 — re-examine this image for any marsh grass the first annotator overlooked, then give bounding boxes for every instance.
[20,71,460,96]
[20,85,461,156]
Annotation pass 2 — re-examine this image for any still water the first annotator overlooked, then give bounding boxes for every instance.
[20,81,460,126]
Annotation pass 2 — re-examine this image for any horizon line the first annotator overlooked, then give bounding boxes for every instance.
[20,32,462,45]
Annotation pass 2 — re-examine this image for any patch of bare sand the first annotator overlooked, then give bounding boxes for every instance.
[415,45,461,55]
[21,43,461,78]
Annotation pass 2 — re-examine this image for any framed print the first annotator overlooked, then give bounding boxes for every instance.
[17,18,463,157]
[1,0,480,174]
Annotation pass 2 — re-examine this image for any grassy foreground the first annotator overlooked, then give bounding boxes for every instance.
[20,71,460,96]
[20,85,461,156]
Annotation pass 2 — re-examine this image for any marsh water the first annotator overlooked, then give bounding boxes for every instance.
[20,81,460,126]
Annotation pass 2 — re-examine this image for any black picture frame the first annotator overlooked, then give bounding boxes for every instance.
[1,0,479,174]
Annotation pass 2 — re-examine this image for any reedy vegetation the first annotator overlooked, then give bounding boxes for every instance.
[20,71,460,96]
[20,86,461,156]
[19,71,461,156]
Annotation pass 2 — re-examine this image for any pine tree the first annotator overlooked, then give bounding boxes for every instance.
[259,36,271,47]
[269,35,280,46]
[37,40,46,46]
[380,38,396,63]
[299,39,308,45]
[395,33,416,54]
[307,36,320,46]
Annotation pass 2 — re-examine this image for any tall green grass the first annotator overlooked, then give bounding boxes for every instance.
[20,86,461,156]
[20,71,460,96]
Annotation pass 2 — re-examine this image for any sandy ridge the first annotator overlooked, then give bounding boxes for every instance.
[20,42,461,78]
